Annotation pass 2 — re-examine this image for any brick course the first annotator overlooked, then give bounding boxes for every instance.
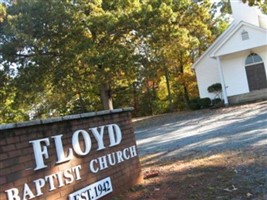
[0,108,142,200]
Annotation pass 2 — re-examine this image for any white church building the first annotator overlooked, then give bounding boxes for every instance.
[192,0,267,105]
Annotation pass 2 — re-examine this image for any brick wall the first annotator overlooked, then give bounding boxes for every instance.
[0,108,142,200]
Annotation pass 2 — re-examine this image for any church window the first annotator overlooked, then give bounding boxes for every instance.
[245,53,262,65]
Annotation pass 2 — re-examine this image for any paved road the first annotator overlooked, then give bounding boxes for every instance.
[134,101,267,158]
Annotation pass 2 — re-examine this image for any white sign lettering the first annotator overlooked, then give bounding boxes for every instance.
[29,138,50,170]
[89,145,137,173]
[29,124,122,171]
[68,177,113,200]
[5,165,82,200]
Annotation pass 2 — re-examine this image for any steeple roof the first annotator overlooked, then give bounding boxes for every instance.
[230,0,261,26]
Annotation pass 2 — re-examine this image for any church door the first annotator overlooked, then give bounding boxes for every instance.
[245,53,267,91]
[246,63,267,91]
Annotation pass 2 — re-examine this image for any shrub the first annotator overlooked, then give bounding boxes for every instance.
[207,83,222,93]
[199,97,211,109]
[189,97,211,110]
[210,98,225,108]
[211,98,222,106]
[189,98,201,110]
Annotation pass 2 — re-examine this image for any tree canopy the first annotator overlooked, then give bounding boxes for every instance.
[0,0,235,123]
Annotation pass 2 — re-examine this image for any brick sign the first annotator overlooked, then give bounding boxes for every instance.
[0,108,142,200]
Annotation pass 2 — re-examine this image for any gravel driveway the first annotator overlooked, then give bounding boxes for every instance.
[126,101,267,200]
[134,101,267,158]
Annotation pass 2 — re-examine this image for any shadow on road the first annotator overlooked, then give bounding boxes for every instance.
[134,101,267,164]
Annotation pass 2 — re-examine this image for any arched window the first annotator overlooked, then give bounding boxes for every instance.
[245,53,263,65]
[245,53,267,91]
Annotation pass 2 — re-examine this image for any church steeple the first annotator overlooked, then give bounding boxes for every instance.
[230,0,260,26]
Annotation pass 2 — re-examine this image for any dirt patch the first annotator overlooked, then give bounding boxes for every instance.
[116,147,267,200]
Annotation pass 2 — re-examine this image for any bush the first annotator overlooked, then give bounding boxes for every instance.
[207,83,222,93]
[189,97,211,110]
[211,98,222,106]
[199,97,211,109]
[210,98,224,108]
[189,98,201,110]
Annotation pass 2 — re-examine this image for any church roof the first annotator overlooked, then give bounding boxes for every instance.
[192,20,267,69]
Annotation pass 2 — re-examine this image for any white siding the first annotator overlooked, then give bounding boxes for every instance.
[195,46,267,99]
[213,25,267,57]
[221,46,267,97]
[221,52,249,96]
[195,56,220,99]
[256,46,267,68]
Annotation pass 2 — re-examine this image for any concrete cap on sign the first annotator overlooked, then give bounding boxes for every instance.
[0,107,134,131]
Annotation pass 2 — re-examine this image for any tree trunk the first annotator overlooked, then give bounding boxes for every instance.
[182,84,190,109]
[146,86,153,115]
[164,67,173,112]
[132,82,138,116]
[177,62,190,109]
[78,92,86,112]
[99,82,113,110]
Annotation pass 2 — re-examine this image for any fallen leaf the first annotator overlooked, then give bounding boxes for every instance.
[223,185,238,192]
[246,192,252,197]
[232,185,238,191]
[144,170,159,179]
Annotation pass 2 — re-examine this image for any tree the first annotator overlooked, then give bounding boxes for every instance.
[0,0,141,120]
[0,0,231,122]
[0,3,6,23]
[1,0,94,118]
[134,0,227,112]
[78,0,141,110]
